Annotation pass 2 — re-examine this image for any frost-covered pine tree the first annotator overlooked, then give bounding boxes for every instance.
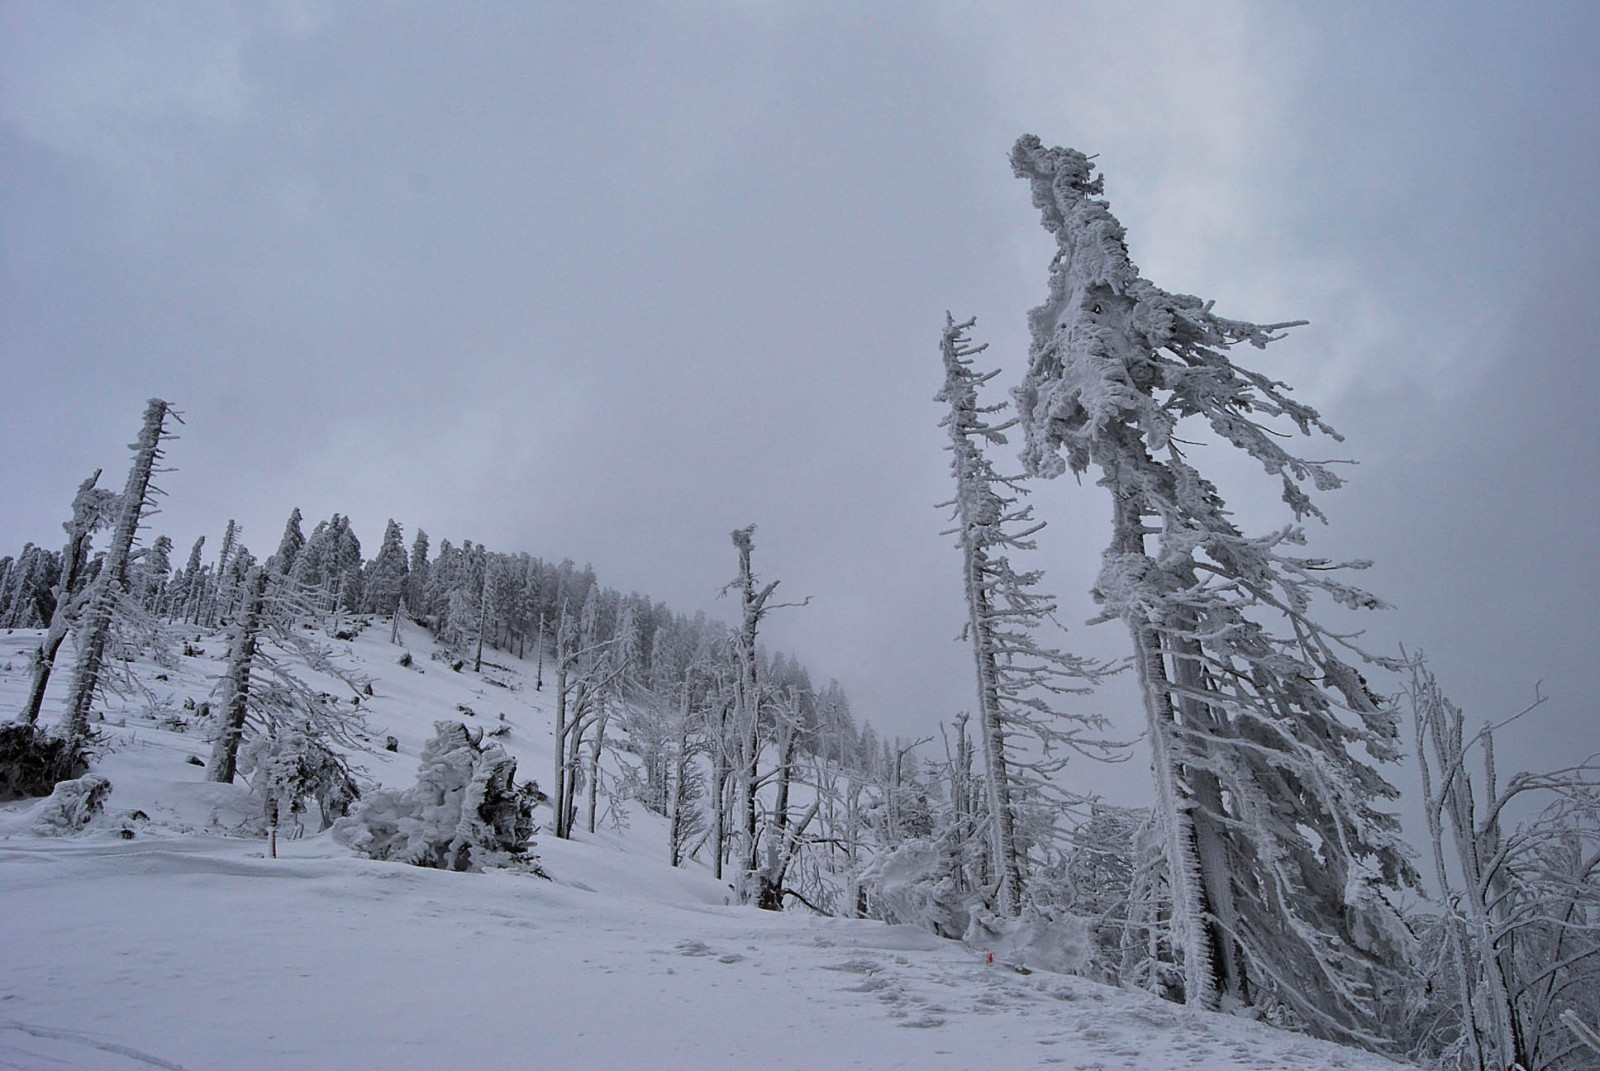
[63,399,176,742]
[406,528,430,613]
[208,519,240,626]
[361,518,409,616]
[334,721,539,873]
[136,534,173,612]
[1008,137,1415,1042]
[270,507,304,576]
[935,314,1113,916]
[170,535,205,623]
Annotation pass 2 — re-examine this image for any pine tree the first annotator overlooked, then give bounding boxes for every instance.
[171,536,205,623]
[271,508,305,576]
[209,519,240,626]
[0,544,59,629]
[361,519,409,616]
[137,535,173,612]
[406,528,430,613]
[1008,137,1415,1041]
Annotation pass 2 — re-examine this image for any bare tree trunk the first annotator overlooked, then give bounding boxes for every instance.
[728,527,778,896]
[535,613,545,691]
[63,400,171,742]
[553,653,569,838]
[713,701,729,881]
[473,571,489,673]
[965,544,1024,915]
[586,698,611,835]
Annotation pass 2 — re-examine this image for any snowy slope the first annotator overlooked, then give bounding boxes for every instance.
[0,624,1414,1069]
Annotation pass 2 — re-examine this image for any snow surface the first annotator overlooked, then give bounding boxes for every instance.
[0,623,1413,1069]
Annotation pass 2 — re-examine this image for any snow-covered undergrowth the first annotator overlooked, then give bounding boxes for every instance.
[0,624,1411,1069]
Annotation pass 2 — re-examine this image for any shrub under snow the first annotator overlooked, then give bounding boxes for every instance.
[333,721,541,873]
[28,773,112,835]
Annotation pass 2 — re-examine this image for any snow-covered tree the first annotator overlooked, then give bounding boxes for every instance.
[63,399,176,743]
[334,721,540,873]
[208,519,240,626]
[361,518,409,616]
[170,535,205,623]
[270,507,304,576]
[722,526,810,906]
[135,534,173,613]
[0,544,60,629]
[406,528,430,613]
[549,592,625,839]
[1007,137,1416,1042]
[208,566,271,784]
[204,559,372,843]
[936,313,1115,916]
[1408,658,1600,1071]
[18,471,116,726]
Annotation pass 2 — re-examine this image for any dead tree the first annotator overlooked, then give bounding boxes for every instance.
[63,399,176,742]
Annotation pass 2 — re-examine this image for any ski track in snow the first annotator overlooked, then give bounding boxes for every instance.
[0,627,1410,1069]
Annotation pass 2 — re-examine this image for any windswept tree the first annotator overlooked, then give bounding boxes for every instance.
[63,399,177,743]
[935,314,1116,916]
[1007,137,1415,1042]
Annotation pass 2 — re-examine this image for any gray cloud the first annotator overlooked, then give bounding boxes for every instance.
[2,3,1594,803]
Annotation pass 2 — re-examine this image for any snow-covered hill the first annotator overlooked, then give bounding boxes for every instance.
[0,623,1412,1069]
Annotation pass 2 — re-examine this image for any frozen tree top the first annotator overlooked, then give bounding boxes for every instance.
[1009,135,1340,519]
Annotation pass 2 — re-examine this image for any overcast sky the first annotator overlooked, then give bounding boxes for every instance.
[3,3,1595,804]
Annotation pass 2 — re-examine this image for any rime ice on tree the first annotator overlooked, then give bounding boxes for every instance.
[1009,136,1415,1042]
[935,314,1113,917]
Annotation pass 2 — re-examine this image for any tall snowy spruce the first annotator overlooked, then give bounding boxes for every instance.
[1008,137,1415,1042]
[935,314,1113,916]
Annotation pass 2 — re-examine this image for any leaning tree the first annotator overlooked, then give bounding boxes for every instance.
[1008,136,1416,1044]
[936,313,1114,916]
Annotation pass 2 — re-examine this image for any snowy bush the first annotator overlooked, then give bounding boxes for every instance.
[29,773,112,834]
[333,721,542,873]
[860,837,973,939]
[239,726,360,833]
